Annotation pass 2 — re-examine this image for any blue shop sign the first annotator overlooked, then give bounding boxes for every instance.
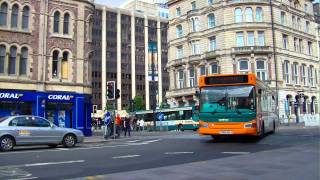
[0,91,38,101]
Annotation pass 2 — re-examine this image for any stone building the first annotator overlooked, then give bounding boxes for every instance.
[0,0,94,135]
[92,4,169,113]
[166,0,319,122]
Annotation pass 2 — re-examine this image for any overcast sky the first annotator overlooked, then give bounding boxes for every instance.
[95,0,126,7]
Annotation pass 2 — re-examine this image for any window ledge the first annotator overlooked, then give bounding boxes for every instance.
[50,33,73,40]
[0,27,32,34]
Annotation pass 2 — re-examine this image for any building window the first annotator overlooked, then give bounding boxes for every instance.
[236,32,244,47]
[9,46,17,75]
[245,7,253,22]
[235,8,242,23]
[247,31,254,46]
[301,64,307,86]
[297,18,301,30]
[88,17,93,41]
[200,66,206,75]
[189,68,195,87]
[19,47,28,75]
[304,4,308,13]
[11,4,19,28]
[208,0,213,5]
[208,13,215,28]
[280,11,286,25]
[0,45,5,73]
[292,16,296,29]
[284,61,290,84]
[299,39,303,53]
[282,34,288,49]
[256,60,267,81]
[61,51,68,79]
[189,17,199,32]
[53,11,60,33]
[63,13,69,35]
[177,45,183,59]
[176,7,181,17]
[309,66,314,86]
[210,62,218,74]
[305,21,310,33]
[191,40,200,55]
[0,2,8,27]
[209,36,216,51]
[52,50,59,78]
[258,31,265,46]
[256,7,263,22]
[293,63,299,84]
[191,1,196,10]
[22,6,29,30]
[239,60,249,73]
[178,70,184,88]
[307,42,312,55]
[176,25,183,38]
[294,38,298,52]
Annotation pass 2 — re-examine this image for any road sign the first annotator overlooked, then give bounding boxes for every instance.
[157,112,164,121]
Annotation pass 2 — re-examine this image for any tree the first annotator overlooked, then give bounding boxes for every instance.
[134,95,145,111]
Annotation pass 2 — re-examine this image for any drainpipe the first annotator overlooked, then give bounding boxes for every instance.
[269,0,280,121]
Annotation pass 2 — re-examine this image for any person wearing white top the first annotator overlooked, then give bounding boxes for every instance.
[139,119,144,131]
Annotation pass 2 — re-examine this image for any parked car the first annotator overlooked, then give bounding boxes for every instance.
[0,116,84,151]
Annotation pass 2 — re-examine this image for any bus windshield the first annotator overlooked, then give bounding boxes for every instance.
[200,85,255,114]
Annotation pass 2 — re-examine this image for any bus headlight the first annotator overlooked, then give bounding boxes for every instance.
[244,123,256,128]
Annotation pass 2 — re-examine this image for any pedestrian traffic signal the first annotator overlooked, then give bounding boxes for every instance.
[115,89,120,99]
[107,81,115,100]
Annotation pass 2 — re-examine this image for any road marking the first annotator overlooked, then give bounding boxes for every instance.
[164,152,194,155]
[222,152,250,155]
[143,139,161,143]
[8,177,38,180]
[126,140,139,143]
[24,160,85,167]
[112,155,141,159]
[57,148,69,151]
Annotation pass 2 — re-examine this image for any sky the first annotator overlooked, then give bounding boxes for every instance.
[95,0,126,7]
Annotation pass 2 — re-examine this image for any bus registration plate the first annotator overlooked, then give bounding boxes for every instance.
[219,130,233,134]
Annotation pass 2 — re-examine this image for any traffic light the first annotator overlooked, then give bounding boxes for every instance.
[115,89,120,99]
[107,81,115,100]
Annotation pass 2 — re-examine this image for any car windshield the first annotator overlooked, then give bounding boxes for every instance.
[0,116,9,123]
[200,85,255,114]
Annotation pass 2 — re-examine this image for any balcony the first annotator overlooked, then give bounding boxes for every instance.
[231,46,273,55]
[226,0,269,5]
[188,54,202,64]
[166,87,197,98]
[204,50,219,59]
[187,9,199,17]
[167,58,185,67]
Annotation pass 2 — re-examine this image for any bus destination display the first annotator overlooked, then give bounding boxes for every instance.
[205,75,248,84]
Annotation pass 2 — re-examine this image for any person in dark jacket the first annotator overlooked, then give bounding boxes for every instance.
[124,116,131,137]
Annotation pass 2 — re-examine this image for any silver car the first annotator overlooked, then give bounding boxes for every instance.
[0,116,84,151]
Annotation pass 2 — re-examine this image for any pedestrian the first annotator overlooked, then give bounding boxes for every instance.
[124,116,131,137]
[139,118,144,131]
[115,114,121,137]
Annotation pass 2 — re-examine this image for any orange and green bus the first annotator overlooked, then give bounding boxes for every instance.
[198,74,278,139]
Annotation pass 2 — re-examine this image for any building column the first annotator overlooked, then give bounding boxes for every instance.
[101,7,107,111]
[131,13,136,99]
[76,4,85,84]
[117,11,122,111]
[169,68,175,90]
[144,16,150,110]
[157,20,162,106]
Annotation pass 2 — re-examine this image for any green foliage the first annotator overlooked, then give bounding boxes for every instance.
[134,95,145,111]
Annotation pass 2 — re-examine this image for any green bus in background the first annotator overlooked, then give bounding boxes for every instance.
[135,106,199,131]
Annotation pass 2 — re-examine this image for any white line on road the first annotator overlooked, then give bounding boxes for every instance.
[24,160,85,167]
[8,177,38,180]
[143,139,161,143]
[222,152,251,155]
[165,152,194,155]
[112,155,141,159]
[126,140,139,143]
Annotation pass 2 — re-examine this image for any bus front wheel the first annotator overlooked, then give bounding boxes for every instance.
[177,124,184,131]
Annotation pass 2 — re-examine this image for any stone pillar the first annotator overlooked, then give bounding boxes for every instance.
[76,4,85,84]
[117,11,122,111]
[157,20,163,106]
[131,13,136,99]
[144,16,150,110]
[101,7,107,111]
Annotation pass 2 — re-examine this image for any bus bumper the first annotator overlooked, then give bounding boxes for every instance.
[198,121,258,136]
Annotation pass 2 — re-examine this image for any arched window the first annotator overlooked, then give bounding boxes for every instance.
[52,50,59,78]
[245,8,253,22]
[0,45,5,73]
[178,70,184,88]
[256,60,267,80]
[280,11,286,25]
[0,2,8,26]
[235,8,242,23]
[61,51,68,79]
[63,13,69,34]
[19,47,28,75]
[53,11,60,33]
[176,24,182,38]
[256,7,263,22]
[210,62,218,74]
[88,17,93,41]
[11,4,19,28]
[189,68,195,87]
[22,6,30,30]
[9,46,17,75]
[239,59,249,73]
[208,13,215,28]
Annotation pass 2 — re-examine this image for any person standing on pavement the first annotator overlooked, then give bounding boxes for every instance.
[115,114,121,137]
[139,118,144,131]
[124,116,131,137]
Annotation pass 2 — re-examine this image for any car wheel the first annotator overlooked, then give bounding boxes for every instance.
[48,144,58,148]
[63,134,76,148]
[0,136,15,152]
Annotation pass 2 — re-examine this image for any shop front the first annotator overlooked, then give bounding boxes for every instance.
[0,90,92,136]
